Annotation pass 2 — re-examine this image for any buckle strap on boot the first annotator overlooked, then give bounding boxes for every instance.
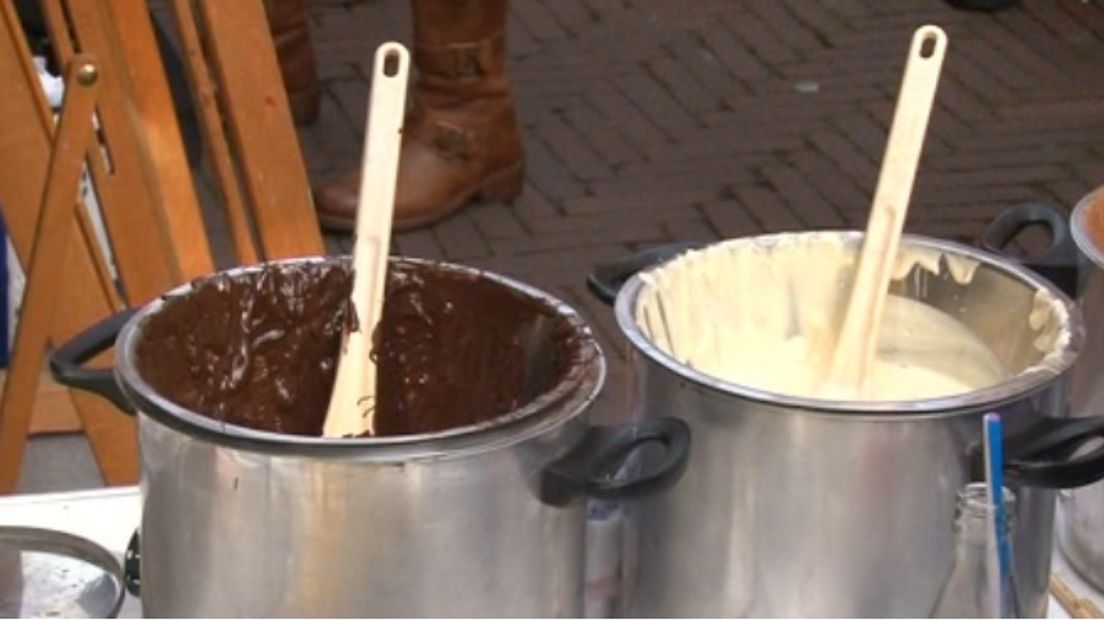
[415,32,506,80]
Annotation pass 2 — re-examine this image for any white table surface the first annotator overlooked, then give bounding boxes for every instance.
[1,487,1102,618]
[1,488,143,618]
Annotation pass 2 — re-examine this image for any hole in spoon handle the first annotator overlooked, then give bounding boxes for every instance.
[375,42,410,79]
[912,25,947,61]
[383,52,401,76]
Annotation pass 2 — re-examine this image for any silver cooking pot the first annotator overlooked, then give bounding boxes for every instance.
[984,194,1104,593]
[49,257,689,617]
[590,232,1104,617]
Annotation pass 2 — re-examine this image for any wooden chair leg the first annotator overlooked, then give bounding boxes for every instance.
[99,0,214,279]
[193,0,325,260]
[169,0,259,265]
[0,57,101,492]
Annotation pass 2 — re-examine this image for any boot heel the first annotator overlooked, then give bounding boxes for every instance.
[479,164,525,203]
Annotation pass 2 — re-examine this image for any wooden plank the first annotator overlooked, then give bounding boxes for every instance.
[0,369,86,435]
[194,0,325,260]
[0,0,59,240]
[0,0,137,488]
[168,0,258,265]
[99,0,214,280]
[28,374,83,434]
[0,56,101,492]
[1051,575,1104,619]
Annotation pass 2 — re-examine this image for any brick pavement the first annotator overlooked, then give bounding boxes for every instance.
[301,0,1104,424]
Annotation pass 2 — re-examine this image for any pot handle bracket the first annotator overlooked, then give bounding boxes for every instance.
[999,416,1104,489]
[541,417,691,506]
[48,309,137,414]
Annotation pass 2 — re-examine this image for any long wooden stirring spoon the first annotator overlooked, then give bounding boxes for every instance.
[323,42,410,437]
[827,25,948,396]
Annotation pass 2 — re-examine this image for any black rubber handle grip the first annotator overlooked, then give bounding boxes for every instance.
[48,309,137,414]
[981,203,1081,297]
[124,529,140,597]
[587,242,705,305]
[541,417,691,506]
[1001,416,1104,489]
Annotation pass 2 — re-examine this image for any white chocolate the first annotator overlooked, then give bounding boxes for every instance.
[634,234,1058,401]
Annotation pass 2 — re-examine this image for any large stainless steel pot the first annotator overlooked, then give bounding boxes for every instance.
[1063,190,1104,592]
[49,257,689,617]
[590,232,1104,617]
[984,194,1104,593]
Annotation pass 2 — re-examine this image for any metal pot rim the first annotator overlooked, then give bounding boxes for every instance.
[614,231,1085,415]
[1073,187,1104,269]
[114,256,606,458]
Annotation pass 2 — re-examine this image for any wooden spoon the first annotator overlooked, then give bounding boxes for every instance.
[827,25,948,396]
[323,42,410,437]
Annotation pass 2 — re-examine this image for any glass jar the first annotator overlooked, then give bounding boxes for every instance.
[931,482,1020,617]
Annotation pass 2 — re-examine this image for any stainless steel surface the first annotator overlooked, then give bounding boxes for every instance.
[614,232,1081,617]
[5,487,1103,620]
[0,526,125,618]
[116,258,606,617]
[1059,188,1104,592]
[137,418,588,617]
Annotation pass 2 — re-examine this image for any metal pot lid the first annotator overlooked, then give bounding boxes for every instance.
[0,526,124,618]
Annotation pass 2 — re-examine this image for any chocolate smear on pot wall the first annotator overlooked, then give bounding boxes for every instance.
[134,262,583,437]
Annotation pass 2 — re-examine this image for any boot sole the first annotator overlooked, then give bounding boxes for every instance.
[317,162,525,234]
[394,161,525,232]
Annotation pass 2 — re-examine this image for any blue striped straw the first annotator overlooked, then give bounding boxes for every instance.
[984,412,1013,617]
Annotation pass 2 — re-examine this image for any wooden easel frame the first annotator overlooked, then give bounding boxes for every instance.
[0,0,326,491]
[0,0,140,491]
[0,54,104,491]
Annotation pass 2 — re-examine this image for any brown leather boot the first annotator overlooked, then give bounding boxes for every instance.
[314,0,525,232]
[263,0,321,125]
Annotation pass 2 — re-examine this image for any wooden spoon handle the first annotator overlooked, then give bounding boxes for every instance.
[323,43,410,438]
[829,26,947,392]
[1051,575,1104,618]
[357,43,411,241]
[868,26,947,234]
[351,42,410,350]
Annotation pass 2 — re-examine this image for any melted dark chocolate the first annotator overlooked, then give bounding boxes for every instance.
[135,261,582,437]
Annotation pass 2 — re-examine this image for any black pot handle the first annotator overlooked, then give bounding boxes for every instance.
[48,309,137,414]
[541,417,691,506]
[124,529,140,597]
[981,203,1081,297]
[587,242,705,305]
[1002,416,1104,489]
